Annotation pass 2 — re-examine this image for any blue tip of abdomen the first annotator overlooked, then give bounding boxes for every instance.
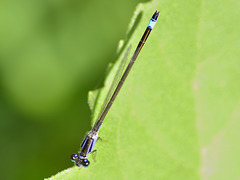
[148,18,157,30]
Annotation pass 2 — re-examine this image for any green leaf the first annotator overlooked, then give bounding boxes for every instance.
[47,0,240,179]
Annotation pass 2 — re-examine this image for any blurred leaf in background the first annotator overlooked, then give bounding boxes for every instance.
[48,0,240,179]
[0,0,146,179]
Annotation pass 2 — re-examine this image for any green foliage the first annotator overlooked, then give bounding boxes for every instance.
[48,0,240,179]
[0,0,142,179]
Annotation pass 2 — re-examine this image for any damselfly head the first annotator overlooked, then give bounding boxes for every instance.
[71,153,90,167]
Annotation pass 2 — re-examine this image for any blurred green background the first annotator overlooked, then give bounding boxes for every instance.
[0,0,148,179]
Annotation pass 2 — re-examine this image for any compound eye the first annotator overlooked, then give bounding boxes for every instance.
[70,154,78,162]
[81,159,90,167]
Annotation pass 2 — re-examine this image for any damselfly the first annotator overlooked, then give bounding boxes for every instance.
[71,11,159,167]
